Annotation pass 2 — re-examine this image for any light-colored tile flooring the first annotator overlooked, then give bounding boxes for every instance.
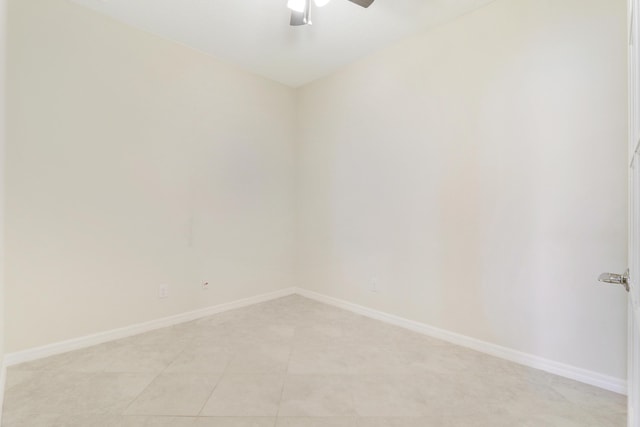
[2,295,626,426]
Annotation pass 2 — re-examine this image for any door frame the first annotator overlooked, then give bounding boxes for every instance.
[628,0,640,425]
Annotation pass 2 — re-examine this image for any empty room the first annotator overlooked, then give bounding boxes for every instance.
[1,0,639,426]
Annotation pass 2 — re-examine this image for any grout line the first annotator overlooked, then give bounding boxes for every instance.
[120,370,162,416]
[195,322,234,417]
[120,331,195,415]
[275,328,295,418]
[195,375,222,417]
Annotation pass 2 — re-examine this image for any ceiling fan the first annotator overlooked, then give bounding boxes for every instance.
[287,0,375,26]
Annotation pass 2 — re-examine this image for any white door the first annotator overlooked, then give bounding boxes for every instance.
[628,0,640,425]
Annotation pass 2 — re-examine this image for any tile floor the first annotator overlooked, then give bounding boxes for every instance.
[2,295,627,426]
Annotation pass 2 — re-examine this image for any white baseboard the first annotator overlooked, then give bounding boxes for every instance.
[0,359,6,417]
[4,287,296,367]
[295,287,628,395]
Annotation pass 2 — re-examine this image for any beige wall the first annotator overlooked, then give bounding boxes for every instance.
[296,0,629,379]
[6,0,296,352]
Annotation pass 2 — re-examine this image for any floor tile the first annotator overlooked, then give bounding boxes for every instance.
[0,414,61,427]
[287,344,350,375]
[276,418,355,427]
[164,347,232,374]
[200,374,284,416]
[356,417,442,427]
[545,374,627,414]
[279,375,356,416]
[13,344,115,373]
[3,371,154,419]
[225,343,291,374]
[125,373,219,416]
[342,343,410,375]
[117,328,192,350]
[350,375,429,417]
[226,321,295,347]
[4,370,38,391]
[21,415,199,427]
[121,416,199,427]
[104,344,184,373]
[194,417,276,427]
[70,373,158,414]
[2,372,81,424]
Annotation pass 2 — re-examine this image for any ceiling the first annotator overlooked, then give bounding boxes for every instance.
[71,0,496,87]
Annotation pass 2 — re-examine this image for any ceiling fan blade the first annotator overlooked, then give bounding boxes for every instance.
[346,0,374,8]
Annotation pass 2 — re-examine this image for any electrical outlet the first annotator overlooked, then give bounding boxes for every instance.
[370,277,378,293]
[159,284,169,299]
[202,281,210,290]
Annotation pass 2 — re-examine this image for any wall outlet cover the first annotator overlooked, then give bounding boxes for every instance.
[159,284,169,299]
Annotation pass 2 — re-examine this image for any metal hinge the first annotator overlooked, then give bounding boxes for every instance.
[598,269,630,292]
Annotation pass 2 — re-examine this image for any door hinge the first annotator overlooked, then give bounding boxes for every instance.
[598,269,630,292]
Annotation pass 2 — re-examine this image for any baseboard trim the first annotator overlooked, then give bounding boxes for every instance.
[294,287,628,395]
[0,358,6,417]
[4,287,296,367]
